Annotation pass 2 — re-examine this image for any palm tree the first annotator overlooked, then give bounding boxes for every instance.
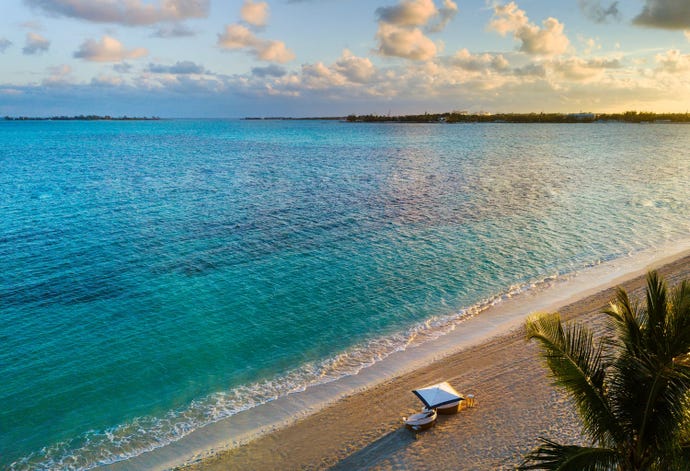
[520,271,690,470]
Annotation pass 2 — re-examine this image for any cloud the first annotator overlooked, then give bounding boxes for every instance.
[512,63,547,77]
[428,0,458,33]
[334,49,376,83]
[74,35,148,62]
[577,0,620,23]
[489,2,570,55]
[217,24,294,63]
[450,48,510,71]
[0,38,12,52]
[260,49,377,96]
[148,61,205,74]
[24,0,209,26]
[3,44,688,118]
[241,0,269,27]
[634,0,690,29]
[580,36,601,54]
[151,24,196,38]
[23,32,50,55]
[376,23,437,60]
[91,74,124,87]
[42,64,72,85]
[251,64,287,77]
[113,62,133,73]
[655,49,690,72]
[374,0,458,60]
[376,0,439,27]
[549,56,621,81]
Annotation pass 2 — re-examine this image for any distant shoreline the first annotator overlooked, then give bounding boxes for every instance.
[3,115,161,121]
[344,111,690,124]
[6,112,689,124]
[243,111,690,124]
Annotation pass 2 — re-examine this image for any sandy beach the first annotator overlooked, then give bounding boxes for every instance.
[175,254,690,471]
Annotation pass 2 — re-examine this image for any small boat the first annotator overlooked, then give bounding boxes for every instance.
[403,408,437,431]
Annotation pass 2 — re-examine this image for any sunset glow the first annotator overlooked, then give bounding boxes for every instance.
[2,0,690,117]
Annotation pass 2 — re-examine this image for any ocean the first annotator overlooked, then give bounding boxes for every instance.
[1,119,689,469]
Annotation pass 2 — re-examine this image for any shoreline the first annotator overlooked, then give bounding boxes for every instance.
[100,242,690,470]
[174,250,690,471]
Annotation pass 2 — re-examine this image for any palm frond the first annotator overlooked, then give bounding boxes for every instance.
[646,271,668,335]
[522,272,690,470]
[526,313,620,444]
[518,438,619,471]
[604,288,643,356]
[606,275,690,460]
[667,280,690,362]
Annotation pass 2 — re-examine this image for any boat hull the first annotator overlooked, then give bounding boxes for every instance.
[404,411,437,431]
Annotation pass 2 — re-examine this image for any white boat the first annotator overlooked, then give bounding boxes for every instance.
[403,408,437,431]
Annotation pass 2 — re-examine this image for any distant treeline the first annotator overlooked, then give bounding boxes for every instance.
[346,111,690,124]
[4,115,161,121]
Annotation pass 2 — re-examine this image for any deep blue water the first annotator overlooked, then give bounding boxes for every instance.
[1,120,689,469]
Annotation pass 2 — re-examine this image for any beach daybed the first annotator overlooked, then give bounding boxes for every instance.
[412,381,464,415]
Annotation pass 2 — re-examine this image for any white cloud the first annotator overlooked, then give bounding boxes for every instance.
[241,0,269,27]
[74,35,148,62]
[489,2,570,56]
[579,36,601,54]
[264,50,377,95]
[218,24,294,63]
[257,41,295,63]
[548,56,621,82]
[451,48,510,71]
[42,64,73,85]
[334,50,376,83]
[376,23,437,60]
[655,49,690,72]
[23,32,50,55]
[300,62,347,89]
[374,0,457,61]
[24,0,210,26]
[376,0,438,27]
[634,0,690,30]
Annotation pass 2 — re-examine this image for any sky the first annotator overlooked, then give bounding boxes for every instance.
[1,0,689,117]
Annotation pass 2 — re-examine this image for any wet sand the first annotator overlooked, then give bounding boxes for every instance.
[180,254,690,471]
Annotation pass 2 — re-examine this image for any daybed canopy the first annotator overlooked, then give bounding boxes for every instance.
[412,381,464,409]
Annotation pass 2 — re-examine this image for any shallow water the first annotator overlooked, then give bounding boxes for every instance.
[1,120,689,469]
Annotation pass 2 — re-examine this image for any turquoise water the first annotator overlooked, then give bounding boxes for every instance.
[2,120,689,469]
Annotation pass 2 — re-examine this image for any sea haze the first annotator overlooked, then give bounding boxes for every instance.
[1,119,689,469]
